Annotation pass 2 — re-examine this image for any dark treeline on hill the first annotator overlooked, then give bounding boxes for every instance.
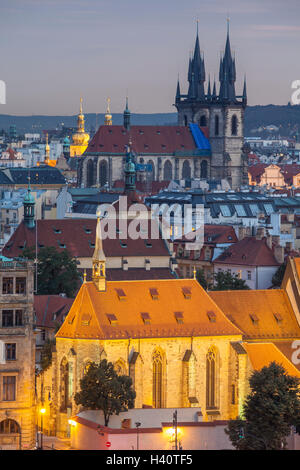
[1,105,300,135]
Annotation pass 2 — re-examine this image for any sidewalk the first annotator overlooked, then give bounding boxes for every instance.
[40,435,72,450]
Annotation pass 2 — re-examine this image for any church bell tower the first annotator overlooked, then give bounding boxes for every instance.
[92,210,106,292]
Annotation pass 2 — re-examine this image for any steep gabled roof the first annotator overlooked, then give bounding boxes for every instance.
[56,279,242,340]
[2,219,170,259]
[210,289,300,340]
[84,125,210,155]
[213,236,280,267]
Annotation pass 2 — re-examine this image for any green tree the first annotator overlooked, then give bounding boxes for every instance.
[40,338,56,372]
[212,271,250,291]
[74,360,136,426]
[23,246,80,297]
[272,263,286,288]
[196,268,208,290]
[225,362,300,450]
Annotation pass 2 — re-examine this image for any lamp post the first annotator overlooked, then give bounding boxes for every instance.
[135,422,141,450]
[172,411,178,451]
[39,408,46,450]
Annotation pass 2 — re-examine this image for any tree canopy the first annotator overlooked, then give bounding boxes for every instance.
[74,359,136,426]
[211,271,250,291]
[23,246,81,297]
[226,362,300,450]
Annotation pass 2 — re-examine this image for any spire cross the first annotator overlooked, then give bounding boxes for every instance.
[80,97,83,114]
[106,97,111,113]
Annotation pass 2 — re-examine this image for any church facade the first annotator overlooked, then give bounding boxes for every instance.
[78,26,248,190]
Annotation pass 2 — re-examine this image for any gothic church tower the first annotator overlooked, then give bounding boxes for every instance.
[175,22,248,189]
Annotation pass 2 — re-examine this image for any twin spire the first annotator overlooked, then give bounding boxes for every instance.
[176,20,247,106]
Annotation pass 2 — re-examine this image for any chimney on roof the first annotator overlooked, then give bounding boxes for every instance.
[256,226,265,240]
[272,235,280,246]
[274,245,284,264]
[286,241,293,252]
[238,226,246,240]
[266,235,272,250]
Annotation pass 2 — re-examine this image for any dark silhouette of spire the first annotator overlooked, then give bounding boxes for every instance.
[123,96,131,130]
[218,19,237,103]
[242,76,247,105]
[175,78,181,104]
[187,23,206,101]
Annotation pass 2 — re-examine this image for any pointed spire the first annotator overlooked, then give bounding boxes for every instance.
[212,77,217,101]
[187,21,206,101]
[175,77,181,103]
[242,75,247,106]
[218,20,236,103]
[92,209,106,291]
[123,96,131,130]
[207,75,211,101]
[44,133,50,164]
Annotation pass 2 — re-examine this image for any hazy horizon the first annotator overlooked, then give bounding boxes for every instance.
[0,0,299,116]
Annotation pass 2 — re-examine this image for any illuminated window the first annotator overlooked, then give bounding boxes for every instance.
[2,376,16,401]
[153,350,164,408]
[206,347,217,409]
[16,277,26,294]
[0,419,20,434]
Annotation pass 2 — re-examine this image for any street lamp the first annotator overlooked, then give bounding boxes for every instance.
[135,422,141,450]
[39,408,46,450]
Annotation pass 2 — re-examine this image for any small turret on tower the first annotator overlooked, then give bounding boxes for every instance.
[92,209,106,292]
[123,97,131,130]
[104,98,112,126]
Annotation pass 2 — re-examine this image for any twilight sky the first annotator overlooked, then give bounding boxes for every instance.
[0,0,300,115]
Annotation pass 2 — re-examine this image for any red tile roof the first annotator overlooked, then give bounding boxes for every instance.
[81,268,175,282]
[213,236,280,267]
[2,219,170,259]
[34,295,74,328]
[85,125,206,154]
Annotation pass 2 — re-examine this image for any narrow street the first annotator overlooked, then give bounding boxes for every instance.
[39,436,72,450]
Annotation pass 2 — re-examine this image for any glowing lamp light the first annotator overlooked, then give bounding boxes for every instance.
[165,427,183,442]
[68,419,77,427]
[40,408,46,414]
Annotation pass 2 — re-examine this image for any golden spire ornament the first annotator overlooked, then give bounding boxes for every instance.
[104,97,112,125]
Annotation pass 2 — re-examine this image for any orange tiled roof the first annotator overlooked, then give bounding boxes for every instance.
[56,279,242,340]
[243,342,300,378]
[209,289,300,340]
[293,257,300,283]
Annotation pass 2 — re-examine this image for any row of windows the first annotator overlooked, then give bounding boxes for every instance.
[183,114,239,136]
[2,310,24,327]
[2,277,26,295]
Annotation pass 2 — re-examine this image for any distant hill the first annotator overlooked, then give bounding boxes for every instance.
[1,105,300,136]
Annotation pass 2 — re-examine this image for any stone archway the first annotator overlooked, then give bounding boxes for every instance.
[0,419,21,450]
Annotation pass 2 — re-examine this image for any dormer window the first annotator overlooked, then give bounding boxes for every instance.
[250,313,259,325]
[207,311,216,322]
[174,311,184,324]
[150,288,159,300]
[115,288,126,300]
[182,287,191,299]
[274,312,283,324]
[107,314,118,325]
[141,312,151,324]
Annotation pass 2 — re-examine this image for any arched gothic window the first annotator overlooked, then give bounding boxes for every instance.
[200,115,207,127]
[87,159,95,187]
[163,160,172,180]
[152,350,164,408]
[231,115,238,136]
[201,160,208,179]
[114,359,126,376]
[215,115,219,136]
[99,160,108,187]
[206,347,217,409]
[60,357,69,412]
[182,160,191,180]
